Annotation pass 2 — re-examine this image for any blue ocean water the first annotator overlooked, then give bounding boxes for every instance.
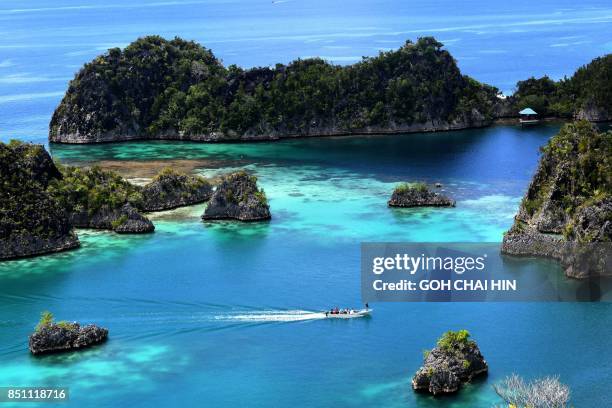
[3,124,612,407]
[1,1,612,407]
[1,0,612,143]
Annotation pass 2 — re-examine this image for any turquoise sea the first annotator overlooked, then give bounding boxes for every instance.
[1,1,612,407]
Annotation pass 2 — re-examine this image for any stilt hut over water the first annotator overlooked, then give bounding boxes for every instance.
[519,108,539,126]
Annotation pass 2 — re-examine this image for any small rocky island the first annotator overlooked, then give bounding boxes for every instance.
[412,330,488,395]
[73,203,155,234]
[202,171,271,221]
[29,312,108,355]
[501,121,611,278]
[388,182,455,207]
[140,167,212,211]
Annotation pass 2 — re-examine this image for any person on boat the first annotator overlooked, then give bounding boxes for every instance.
[365,303,369,310]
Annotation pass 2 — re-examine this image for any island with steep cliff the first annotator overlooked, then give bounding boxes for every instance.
[501,121,611,278]
[48,35,611,144]
[412,330,488,395]
[49,36,501,143]
[202,171,271,221]
[0,141,80,259]
[140,167,213,211]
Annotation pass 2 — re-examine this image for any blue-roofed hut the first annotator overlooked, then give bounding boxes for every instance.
[519,108,539,126]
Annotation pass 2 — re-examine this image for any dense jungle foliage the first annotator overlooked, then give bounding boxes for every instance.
[511,54,612,118]
[50,36,499,139]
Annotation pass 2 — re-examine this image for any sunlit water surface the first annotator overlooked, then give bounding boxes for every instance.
[1,124,612,407]
[1,1,612,406]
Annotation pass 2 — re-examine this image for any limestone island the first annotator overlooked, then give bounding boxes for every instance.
[0,141,80,259]
[412,330,488,395]
[29,312,108,355]
[501,121,611,278]
[202,171,271,221]
[388,182,455,207]
[1,140,215,259]
[140,167,213,211]
[48,36,611,144]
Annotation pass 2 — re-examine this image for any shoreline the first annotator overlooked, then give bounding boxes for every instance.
[49,120,495,145]
[48,117,605,146]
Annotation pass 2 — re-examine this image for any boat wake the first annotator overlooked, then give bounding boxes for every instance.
[213,310,327,322]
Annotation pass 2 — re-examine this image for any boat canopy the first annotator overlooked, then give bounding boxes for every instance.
[519,108,537,115]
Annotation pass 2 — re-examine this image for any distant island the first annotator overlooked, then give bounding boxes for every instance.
[511,55,611,122]
[49,35,611,144]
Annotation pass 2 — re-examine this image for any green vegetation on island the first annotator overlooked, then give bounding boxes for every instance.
[389,181,455,207]
[50,36,500,143]
[436,329,475,351]
[412,330,488,395]
[202,171,271,221]
[46,165,153,232]
[510,121,611,240]
[35,311,75,332]
[141,167,212,211]
[394,182,429,194]
[510,54,612,120]
[0,141,79,259]
[1,140,217,259]
[49,35,611,144]
[29,310,108,355]
[502,121,612,277]
[48,165,144,216]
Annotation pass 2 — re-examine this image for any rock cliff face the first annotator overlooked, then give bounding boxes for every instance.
[29,322,108,355]
[0,141,80,260]
[70,203,154,233]
[501,121,611,278]
[141,168,212,211]
[575,104,611,122]
[49,36,499,144]
[388,183,455,207]
[412,330,488,395]
[202,171,271,221]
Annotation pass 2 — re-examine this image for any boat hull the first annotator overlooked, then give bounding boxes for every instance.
[325,309,372,319]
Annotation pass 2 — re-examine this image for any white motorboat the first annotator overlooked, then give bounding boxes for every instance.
[324,308,372,319]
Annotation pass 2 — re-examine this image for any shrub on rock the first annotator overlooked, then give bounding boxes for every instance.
[29,311,108,355]
[389,182,455,207]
